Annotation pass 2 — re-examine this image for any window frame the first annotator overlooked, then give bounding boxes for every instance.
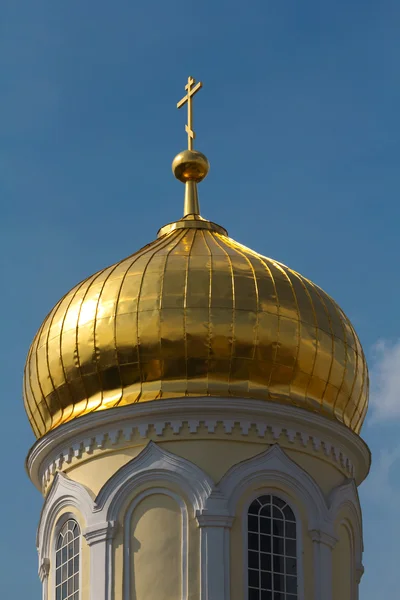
[243,490,304,600]
[52,514,82,600]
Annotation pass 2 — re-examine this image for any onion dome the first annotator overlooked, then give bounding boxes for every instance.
[23,78,368,438]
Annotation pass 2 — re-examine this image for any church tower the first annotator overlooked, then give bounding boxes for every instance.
[24,77,370,600]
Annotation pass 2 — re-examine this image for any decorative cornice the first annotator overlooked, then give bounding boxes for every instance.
[196,514,235,528]
[84,521,116,546]
[26,398,370,492]
[38,557,50,582]
[309,529,338,549]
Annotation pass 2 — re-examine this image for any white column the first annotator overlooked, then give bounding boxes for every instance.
[84,521,116,600]
[196,514,234,600]
[309,529,337,600]
[39,558,50,600]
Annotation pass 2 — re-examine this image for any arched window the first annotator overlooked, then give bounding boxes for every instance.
[248,495,298,600]
[55,519,80,600]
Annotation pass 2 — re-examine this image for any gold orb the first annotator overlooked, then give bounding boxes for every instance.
[172,150,210,183]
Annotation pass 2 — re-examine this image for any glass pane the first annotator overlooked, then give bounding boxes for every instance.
[73,593,79,600]
[248,569,259,587]
[260,518,271,535]
[260,553,271,571]
[273,554,285,573]
[258,495,271,506]
[249,588,259,600]
[259,505,271,518]
[272,520,284,536]
[272,506,283,519]
[61,547,68,564]
[286,539,296,558]
[56,568,61,586]
[285,557,297,575]
[286,575,297,594]
[68,542,74,559]
[68,577,73,596]
[272,537,284,554]
[73,539,79,556]
[273,573,285,591]
[56,550,61,567]
[285,522,296,539]
[273,593,284,600]
[74,556,79,572]
[260,571,271,590]
[56,587,61,600]
[249,500,261,514]
[260,591,272,600]
[260,534,271,553]
[61,582,67,600]
[272,496,286,509]
[248,533,259,551]
[249,551,259,569]
[283,504,295,521]
[74,573,79,591]
[62,563,68,580]
[260,535,271,553]
[248,515,259,533]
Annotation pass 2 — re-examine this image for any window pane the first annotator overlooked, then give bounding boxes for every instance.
[272,537,284,554]
[249,569,259,587]
[286,575,297,594]
[260,553,271,571]
[286,539,296,558]
[248,533,259,551]
[259,505,271,518]
[249,551,259,569]
[260,518,271,535]
[56,520,80,600]
[285,522,296,539]
[248,515,259,532]
[285,557,297,575]
[258,495,271,506]
[273,573,285,591]
[249,500,261,515]
[272,497,286,509]
[247,495,298,599]
[260,571,271,590]
[260,534,271,552]
[249,588,259,600]
[273,555,285,573]
[272,520,284,536]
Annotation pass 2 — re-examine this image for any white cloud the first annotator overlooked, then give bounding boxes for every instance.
[368,339,400,422]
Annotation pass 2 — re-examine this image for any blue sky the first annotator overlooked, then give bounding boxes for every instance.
[1,1,399,597]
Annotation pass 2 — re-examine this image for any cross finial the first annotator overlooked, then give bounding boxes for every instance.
[177,76,203,150]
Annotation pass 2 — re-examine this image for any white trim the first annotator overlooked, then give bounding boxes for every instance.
[26,397,370,491]
[123,488,188,600]
[219,444,332,534]
[242,489,305,600]
[96,441,215,520]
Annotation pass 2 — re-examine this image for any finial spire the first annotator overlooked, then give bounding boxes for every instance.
[177,76,203,150]
[173,76,209,217]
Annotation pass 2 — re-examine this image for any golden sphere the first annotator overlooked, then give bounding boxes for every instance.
[172,150,210,183]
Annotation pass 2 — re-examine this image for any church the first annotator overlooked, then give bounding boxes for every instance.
[23,77,370,600]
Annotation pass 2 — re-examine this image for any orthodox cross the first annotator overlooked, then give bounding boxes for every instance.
[177,76,203,150]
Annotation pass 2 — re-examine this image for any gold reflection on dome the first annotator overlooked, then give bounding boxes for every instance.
[23,75,369,438]
[24,226,368,438]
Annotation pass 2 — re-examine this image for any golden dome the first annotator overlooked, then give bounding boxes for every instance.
[24,77,368,438]
[24,213,368,438]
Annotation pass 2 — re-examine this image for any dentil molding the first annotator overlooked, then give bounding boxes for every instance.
[26,397,371,492]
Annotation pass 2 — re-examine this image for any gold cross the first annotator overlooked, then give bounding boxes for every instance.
[177,76,203,150]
